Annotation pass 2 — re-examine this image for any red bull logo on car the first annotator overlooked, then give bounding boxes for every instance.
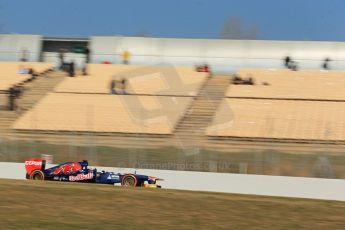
[69,172,94,181]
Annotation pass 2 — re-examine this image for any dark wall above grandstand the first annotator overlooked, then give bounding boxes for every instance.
[42,37,88,53]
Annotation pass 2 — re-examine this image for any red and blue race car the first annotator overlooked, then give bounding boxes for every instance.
[25,158,162,188]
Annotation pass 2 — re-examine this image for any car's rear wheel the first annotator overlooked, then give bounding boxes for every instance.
[29,170,45,180]
[121,175,137,187]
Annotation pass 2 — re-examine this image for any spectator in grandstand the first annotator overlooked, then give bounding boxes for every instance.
[20,49,28,62]
[284,56,299,71]
[110,79,116,94]
[232,74,255,85]
[85,46,90,64]
[289,61,299,71]
[17,65,29,74]
[120,78,127,94]
[243,77,255,85]
[121,50,131,64]
[82,47,90,75]
[7,84,22,111]
[82,64,88,76]
[322,58,330,70]
[59,49,66,70]
[232,74,243,85]
[196,64,210,73]
[68,61,75,77]
[27,67,38,80]
[204,64,210,73]
[28,68,34,75]
[284,56,291,68]
[8,86,16,111]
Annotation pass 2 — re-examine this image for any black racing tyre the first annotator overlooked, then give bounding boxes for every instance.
[121,175,137,187]
[29,170,45,181]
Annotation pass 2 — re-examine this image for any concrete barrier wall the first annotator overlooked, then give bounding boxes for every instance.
[1,34,345,73]
[1,162,345,201]
[0,34,42,62]
[90,36,345,73]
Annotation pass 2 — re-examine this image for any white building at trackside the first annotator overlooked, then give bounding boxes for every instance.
[1,34,345,73]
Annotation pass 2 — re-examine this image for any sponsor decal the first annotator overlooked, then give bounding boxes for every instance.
[69,172,94,182]
[112,175,120,179]
[107,175,120,180]
[53,176,68,181]
[53,162,82,175]
[25,161,42,166]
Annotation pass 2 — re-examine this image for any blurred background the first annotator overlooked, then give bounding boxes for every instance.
[1,0,345,180]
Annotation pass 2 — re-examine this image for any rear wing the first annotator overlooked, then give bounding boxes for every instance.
[25,158,46,175]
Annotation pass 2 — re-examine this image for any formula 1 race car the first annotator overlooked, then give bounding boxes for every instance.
[24,158,162,188]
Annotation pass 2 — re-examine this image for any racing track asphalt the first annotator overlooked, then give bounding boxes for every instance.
[1,162,345,201]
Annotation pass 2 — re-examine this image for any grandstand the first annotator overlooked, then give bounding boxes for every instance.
[207,98,345,141]
[6,63,345,146]
[1,34,345,166]
[54,64,208,96]
[12,93,192,134]
[0,62,53,91]
[3,60,345,149]
[226,69,345,100]
[0,62,53,109]
[10,63,212,136]
[207,68,345,142]
[0,62,58,134]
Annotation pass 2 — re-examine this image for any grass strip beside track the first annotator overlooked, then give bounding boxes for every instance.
[0,179,344,230]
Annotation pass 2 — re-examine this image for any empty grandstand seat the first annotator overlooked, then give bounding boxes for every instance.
[0,62,53,91]
[12,93,192,134]
[207,98,345,141]
[227,69,345,100]
[54,64,208,96]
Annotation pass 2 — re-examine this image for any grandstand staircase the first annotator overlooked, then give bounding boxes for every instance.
[0,71,65,134]
[0,111,17,134]
[173,75,230,145]
[16,71,65,113]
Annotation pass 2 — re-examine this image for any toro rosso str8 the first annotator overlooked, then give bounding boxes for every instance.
[25,158,162,188]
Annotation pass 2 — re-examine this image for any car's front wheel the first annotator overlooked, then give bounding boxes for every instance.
[121,175,137,187]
